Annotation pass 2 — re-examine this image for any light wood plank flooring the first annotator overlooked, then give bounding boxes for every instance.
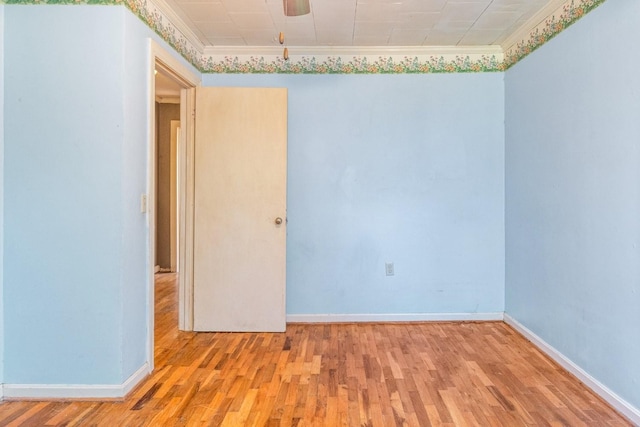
[0,273,631,426]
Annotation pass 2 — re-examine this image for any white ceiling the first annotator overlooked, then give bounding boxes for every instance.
[160,0,554,49]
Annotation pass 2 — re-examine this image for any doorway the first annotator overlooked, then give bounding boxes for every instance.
[147,42,288,372]
[148,40,199,370]
[154,76,180,274]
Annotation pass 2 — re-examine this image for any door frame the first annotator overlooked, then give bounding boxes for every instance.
[170,119,181,273]
[148,40,199,370]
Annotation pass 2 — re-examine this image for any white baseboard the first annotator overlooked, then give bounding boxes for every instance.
[121,363,152,397]
[504,314,640,426]
[2,362,150,400]
[287,312,504,323]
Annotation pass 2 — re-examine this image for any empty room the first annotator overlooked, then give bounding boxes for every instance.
[0,0,638,425]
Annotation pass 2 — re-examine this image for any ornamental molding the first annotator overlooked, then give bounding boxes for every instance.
[501,0,569,54]
[200,45,505,74]
[146,0,204,53]
[503,0,607,68]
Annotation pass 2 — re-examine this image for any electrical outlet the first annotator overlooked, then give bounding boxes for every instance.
[385,262,394,276]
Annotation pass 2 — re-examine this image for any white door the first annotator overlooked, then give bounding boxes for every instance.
[193,87,287,332]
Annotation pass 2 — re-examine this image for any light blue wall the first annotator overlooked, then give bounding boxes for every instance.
[505,0,640,410]
[120,10,199,380]
[121,10,152,382]
[1,5,201,386]
[4,6,126,384]
[203,73,505,315]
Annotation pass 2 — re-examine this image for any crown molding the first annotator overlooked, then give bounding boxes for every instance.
[202,45,504,58]
[147,0,204,53]
[501,0,568,53]
[139,0,608,73]
[502,0,607,68]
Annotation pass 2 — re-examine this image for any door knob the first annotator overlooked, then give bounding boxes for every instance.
[275,217,283,225]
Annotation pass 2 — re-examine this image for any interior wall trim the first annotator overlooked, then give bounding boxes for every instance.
[502,0,568,51]
[287,312,505,323]
[198,49,504,74]
[4,0,608,74]
[504,314,640,426]
[143,0,204,53]
[1,363,150,400]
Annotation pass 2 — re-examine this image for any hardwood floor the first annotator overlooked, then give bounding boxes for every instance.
[0,273,631,426]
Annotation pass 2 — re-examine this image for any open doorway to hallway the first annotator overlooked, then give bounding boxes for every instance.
[147,40,200,371]
[154,70,181,274]
[153,66,184,373]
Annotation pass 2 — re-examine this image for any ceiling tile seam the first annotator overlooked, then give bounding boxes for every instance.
[458,0,495,47]
[422,0,448,46]
[352,1,357,46]
[312,10,320,49]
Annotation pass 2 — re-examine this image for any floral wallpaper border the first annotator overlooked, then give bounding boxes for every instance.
[503,0,607,69]
[123,0,202,67]
[3,0,607,74]
[200,54,505,74]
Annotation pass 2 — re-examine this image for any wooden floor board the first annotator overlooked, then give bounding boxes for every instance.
[0,273,632,426]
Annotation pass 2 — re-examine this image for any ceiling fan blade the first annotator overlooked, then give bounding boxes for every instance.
[283,0,310,16]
